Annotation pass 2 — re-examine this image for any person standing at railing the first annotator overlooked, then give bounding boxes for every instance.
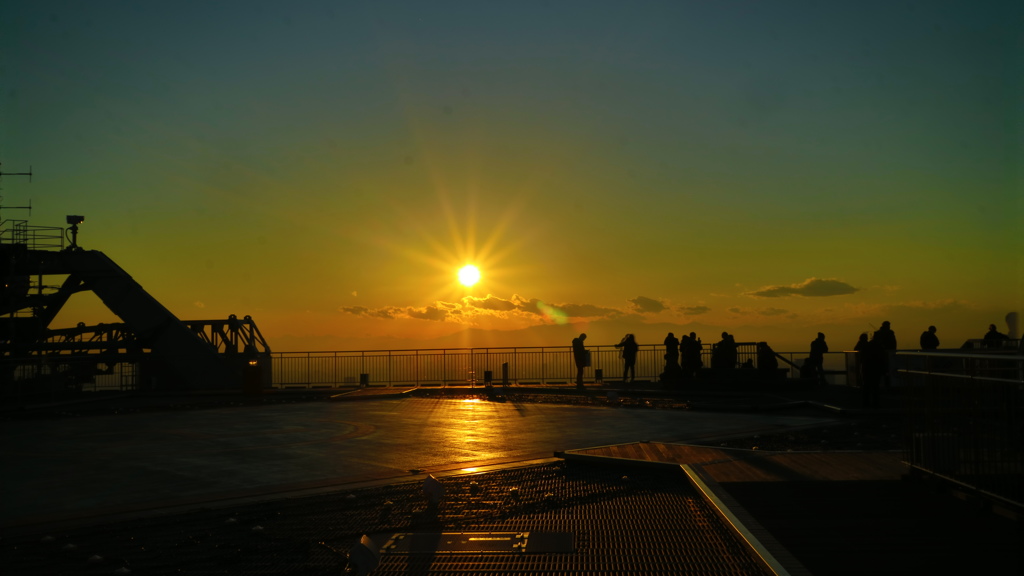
[756,342,778,378]
[681,332,703,378]
[615,333,639,384]
[872,321,897,388]
[919,325,939,350]
[572,333,588,389]
[663,332,680,367]
[711,332,738,371]
[807,332,828,384]
[983,324,1009,348]
[859,333,884,408]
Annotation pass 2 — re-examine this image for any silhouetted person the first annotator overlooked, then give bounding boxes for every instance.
[859,334,885,408]
[919,325,939,350]
[756,342,778,377]
[660,332,683,385]
[854,333,869,352]
[712,332,737,370]
[872,321,897,388]
[572,333,588,388]
[983,323,1009,348]
[873,321,897,350]
[681,332,703,378]
[614,333,639,383]
[853,332,869,386]
[663,332,680,367]
[679,332,696,377]
[806,332,828,384]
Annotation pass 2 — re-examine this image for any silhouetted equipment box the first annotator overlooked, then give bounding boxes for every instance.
[381,532,574,554]
[243,360,263,394]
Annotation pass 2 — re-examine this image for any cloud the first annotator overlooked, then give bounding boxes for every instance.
[339,293,621,324]
[510,294,543,315]
[339,305,397,319]
[679,305,711,316]
[559,303,620,318]
[629,296,666,314]
[463,294,518,312]
[758,307,791,316]
[745,277,859,298]
[507,295,617,320]
[406,305,450,321]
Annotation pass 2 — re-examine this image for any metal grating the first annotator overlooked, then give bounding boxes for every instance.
[0,462,771,575]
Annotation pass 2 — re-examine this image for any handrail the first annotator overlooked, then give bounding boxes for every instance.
[0,221,65,250]
[267,343,846,388]
[897,349,1024,512]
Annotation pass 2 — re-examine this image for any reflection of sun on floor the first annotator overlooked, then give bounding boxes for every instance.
[438,397,500,456]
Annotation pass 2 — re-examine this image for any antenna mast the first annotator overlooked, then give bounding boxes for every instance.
[0,161,34,223]
[0,162,34,182]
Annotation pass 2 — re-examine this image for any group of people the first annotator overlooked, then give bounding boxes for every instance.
[608,331,708,385]
[853,321,1018,408]
[571,320,1017,395]
[850,321,899,408]
[573,331,710,387]
[659,332,706,383]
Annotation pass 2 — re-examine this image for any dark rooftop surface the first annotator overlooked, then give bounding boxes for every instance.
[2,381,1022,574]
[3,461,775,576]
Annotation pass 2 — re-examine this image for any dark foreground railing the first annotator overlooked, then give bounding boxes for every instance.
[899,350,1024,511]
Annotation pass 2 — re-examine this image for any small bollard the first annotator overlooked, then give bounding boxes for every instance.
[484,370,493,388]
[423,474,445,507]
[594,368,603,384]
[359,373,369,388]
[502,362,509,387]
[346,535,380,576]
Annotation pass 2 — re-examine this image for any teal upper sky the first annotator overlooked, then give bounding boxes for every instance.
[2,1,1021,351]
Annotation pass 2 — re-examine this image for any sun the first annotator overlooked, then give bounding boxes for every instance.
[458,264,481,287]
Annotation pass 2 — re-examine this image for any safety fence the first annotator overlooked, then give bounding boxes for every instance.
[2,342,853,396]
[898,349,1024,511]
[268,343,847,388]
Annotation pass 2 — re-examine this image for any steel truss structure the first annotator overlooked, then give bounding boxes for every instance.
[2,218,271,394]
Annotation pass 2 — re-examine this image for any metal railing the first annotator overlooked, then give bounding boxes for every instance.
[2,342,851,395]
[0,220,65,250]
[898,349,1024,511]
[269,343,847,388]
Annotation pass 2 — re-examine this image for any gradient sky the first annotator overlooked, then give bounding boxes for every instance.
[2,1,1021,353]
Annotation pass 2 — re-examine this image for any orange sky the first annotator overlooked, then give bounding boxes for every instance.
[3,1,1021,353]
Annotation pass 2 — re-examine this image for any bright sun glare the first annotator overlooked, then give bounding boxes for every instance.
[458,264,481,287]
